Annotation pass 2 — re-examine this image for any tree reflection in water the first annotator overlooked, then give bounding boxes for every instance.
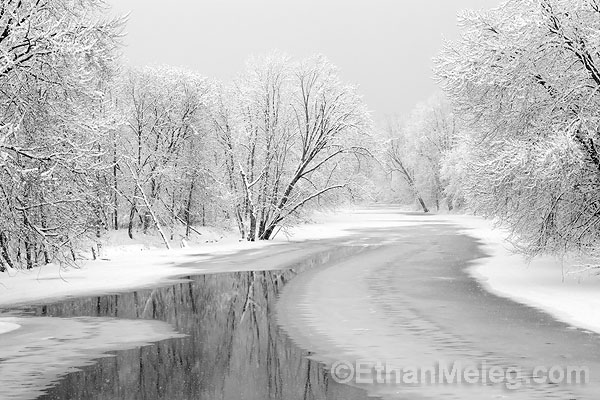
[31,269,371,400]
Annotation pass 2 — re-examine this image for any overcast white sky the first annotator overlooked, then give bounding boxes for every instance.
[106,0,501,120]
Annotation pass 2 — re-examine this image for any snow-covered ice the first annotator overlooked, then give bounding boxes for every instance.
[0,318,20,335]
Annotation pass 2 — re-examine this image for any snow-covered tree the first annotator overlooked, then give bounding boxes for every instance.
[211,53,373,240]
[383,116,430,212]
[0,0,122,270]
[407,94,458,211]
[116,66,213,248]
[435,0,600,258]
[381,94,458,212]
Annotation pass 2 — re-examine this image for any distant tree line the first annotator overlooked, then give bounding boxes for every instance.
[378,93,459,213]
[0,1,373,270]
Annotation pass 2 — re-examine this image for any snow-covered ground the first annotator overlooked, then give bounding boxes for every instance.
[0,241,246,308]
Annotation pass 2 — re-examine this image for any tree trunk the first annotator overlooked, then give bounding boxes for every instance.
[130,166,171,250]
[25,240,33,269]
[0,232,14,270]
[417,196,430,213]
[127,185,139,239]
[248,214,257,242]
[222,130,246,238]
[446,196,454,211]
[113,163,119,230]
[128,204,137,239]
[40,206,50,264]
[261,226,275,241]
[185,179,195,238]
[240,165,258,241]
[396,160,429,213]
[143,211,151,234]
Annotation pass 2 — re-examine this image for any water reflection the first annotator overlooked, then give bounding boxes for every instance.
[27,269,371,400]
[0,315,185,400]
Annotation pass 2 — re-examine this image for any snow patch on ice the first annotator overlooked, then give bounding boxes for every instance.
[0,319,20,335]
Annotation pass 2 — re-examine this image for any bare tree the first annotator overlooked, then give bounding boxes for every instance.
[115,66,211,248]
[384,121,430,213]
[212,53,372,241]
[408,94,458,211]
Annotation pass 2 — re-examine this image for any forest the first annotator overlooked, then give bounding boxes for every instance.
[1,0,599,271]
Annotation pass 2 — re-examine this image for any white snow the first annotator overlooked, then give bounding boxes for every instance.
[274,207,436,241]
[0,237,272,308]
[448,214,600,335]
[283,208,439,236]
[0,319,20,335]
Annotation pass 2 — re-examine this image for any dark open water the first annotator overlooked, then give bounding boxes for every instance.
[8,267,372,400]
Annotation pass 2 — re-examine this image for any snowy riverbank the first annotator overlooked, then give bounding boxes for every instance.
[0,238,263,308]
[452,215,600,335]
